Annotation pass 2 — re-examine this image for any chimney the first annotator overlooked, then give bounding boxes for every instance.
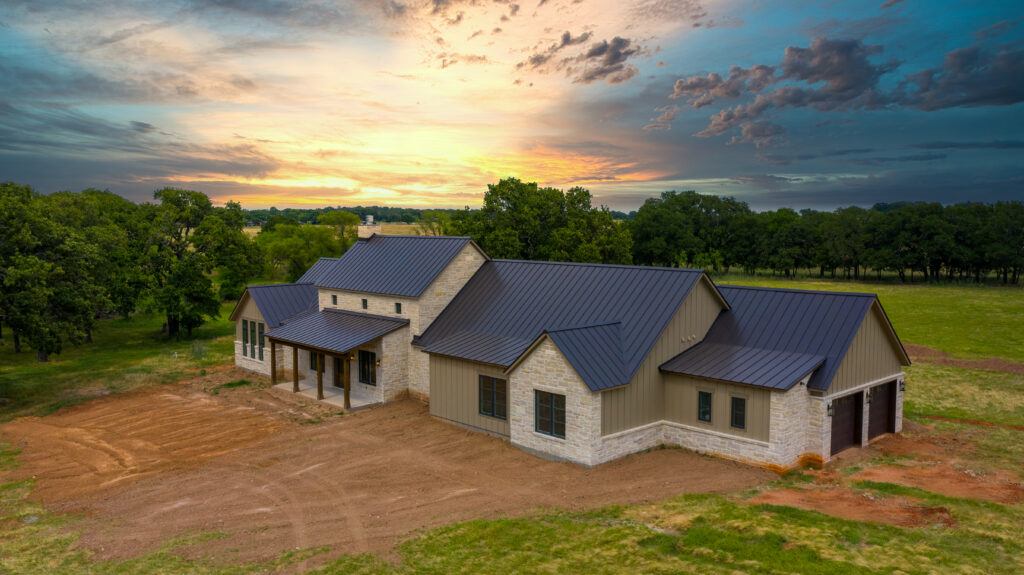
[357,215,381,238]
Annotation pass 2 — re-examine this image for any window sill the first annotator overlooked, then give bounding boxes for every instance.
[533,431,566,442]
[479,412,507,421]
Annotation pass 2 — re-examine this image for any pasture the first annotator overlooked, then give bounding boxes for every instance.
[1,278,1021,574]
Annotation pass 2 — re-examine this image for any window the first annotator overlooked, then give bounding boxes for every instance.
[358,350,377,385]
[394,302,402,314]
[478,376,507,419]
[241,319,249,357]
[698,390,712,423]
[361,298,368,310]
[249,321,257,358]
[730,396,746,430]
[257,323,265,361]
[331,294,337,305]
[309,351,318,371]
[535,390,566,438]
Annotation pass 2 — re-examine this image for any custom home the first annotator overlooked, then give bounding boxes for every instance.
[230,234,910,469]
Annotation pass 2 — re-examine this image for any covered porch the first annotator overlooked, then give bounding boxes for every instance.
[265,309,409,410]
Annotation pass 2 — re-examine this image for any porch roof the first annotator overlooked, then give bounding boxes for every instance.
[266,309,408,354]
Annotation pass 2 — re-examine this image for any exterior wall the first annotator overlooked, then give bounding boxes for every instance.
[828,302,905,395]
[234,294,269,374]
[319,243,486,401]
[430,355,510,436]
[663,374,770,442]
[601,277,725,434]
[509,339,602,465]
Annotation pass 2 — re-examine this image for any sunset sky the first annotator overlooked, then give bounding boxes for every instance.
[1,0,1021,210]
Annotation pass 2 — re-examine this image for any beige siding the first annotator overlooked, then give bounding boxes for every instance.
[601,276,725,434]
[663,374,770,442]
[234,294,265,341]
[828,302,904,395]
[429,355,509,436]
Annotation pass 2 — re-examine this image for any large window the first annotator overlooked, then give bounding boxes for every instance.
[698,390,713,423]
[249,321,257,358]
[241,319,249,357]
[478,376,507,420]
[730,396,747,430]
[358,350,377,385]
[535,390,566,438]
[257,323,265,360]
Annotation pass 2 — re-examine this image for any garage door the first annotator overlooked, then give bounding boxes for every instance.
[868,381,896,440]
[830,392,863,455]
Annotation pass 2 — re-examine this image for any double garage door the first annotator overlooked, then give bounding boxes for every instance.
[830,381,896,455]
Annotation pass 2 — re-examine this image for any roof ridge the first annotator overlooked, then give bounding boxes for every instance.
[718,284,879,297]
[365,234,471,240]
[322,307,410,323]
[492,259,704,273]
[545,320,622,333]
[247,282,314,289]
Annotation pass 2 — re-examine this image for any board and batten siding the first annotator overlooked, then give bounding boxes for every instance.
[663,374,771,442]
[429,354,510,436]
[827,301,905,396]
[234,294,264,340]
[601,276,726,435]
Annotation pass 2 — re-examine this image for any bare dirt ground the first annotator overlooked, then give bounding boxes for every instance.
[854,462,1024,504]
[751,486,956,528]
[905,343,1024,375]
[0,370,771,564]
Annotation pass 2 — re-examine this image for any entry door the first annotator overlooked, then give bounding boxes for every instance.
[830,392,863,455]
[333,357,343,388]
[868,382,896,440]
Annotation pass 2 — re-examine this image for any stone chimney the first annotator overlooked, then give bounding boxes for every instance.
[357,215,381,238]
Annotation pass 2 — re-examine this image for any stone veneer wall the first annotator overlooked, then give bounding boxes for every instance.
[508,339,603,465]
[234,340,270,375]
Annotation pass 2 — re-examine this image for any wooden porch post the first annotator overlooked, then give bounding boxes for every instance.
[316,352,324,400]
[269,339,277,386]
[343,352,351,410]
[292,346,299,393]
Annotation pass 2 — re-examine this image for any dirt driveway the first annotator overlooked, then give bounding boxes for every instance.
[0,372,770,563]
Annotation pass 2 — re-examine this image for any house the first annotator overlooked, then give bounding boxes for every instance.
[230,234,910,469]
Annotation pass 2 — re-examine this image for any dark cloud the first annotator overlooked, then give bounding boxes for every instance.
[438,52,489,68]
[975,19,1017,40]
[642,104,679,131]
[731,173,799,190]
[573,37,642,84]
[897,44,1024,110]
[760,148,874,165]
[849,153,946,165]
[517,30,592,69]
[914,140,1024,150]
[382,0,408,18]
[881,0,904,8]
[130,121,157,133]
[670,65,775,107]
[727,121,785,149]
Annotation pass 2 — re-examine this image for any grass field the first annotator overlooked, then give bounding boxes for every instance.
[1,277,1022,574]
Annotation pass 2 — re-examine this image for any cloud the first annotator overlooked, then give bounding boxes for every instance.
[913,140,1024,150]
[849,153,946,165]
[975,19,1017,40]
[518,30,593,69]
[642,104,680,131]
[670,65,775,107]
[760,148,874,165]
[731,173,799,190]
[897,44,1024,110]
[727,121,785,149]
[881,0,904,8]
[572,37,643,84]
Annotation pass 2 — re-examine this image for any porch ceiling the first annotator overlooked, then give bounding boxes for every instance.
[266,309,408,354]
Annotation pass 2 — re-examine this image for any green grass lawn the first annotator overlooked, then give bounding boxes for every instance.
[716,275,1024,363]
[0,303,235,422]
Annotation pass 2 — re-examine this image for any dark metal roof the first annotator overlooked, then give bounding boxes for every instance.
[240,283,319,328]
[297,257,340,284]
[545,322,626,392]
[661,343,825,390]
[418,260,714,391]
[661,285,882,391]
[315,235,474,297]
[266,308,408,354]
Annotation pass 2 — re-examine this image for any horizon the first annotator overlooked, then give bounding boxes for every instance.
[1,1,1022,211]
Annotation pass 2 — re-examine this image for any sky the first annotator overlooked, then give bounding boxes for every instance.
[0,0,1022,211]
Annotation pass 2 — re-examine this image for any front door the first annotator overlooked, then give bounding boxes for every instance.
[333,357,343,388]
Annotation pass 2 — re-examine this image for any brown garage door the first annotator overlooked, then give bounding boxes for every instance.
[830,392,863,455]
[868,381,896,440]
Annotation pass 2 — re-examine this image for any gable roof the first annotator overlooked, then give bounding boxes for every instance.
[266,308,408,354]
[417,260,725,391]
[297,257,340,284]
[661,285,908,391]
[229,283,319,328]
[315,235,479,297]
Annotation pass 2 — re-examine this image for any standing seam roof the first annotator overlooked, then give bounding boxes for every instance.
[242,283,320,328]
[315,235,473,297]
[417,260,713,391]
[266,308,409,354]
[659,285,880,391]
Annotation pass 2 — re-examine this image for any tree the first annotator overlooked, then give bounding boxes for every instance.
[256,222,341,281]
[317,209,361,249]
[147,188,221,338]
[417,210,453,236]
[194,201,263,300]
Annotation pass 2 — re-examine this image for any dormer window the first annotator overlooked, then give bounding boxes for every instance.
[362,298,368,309]
[331,294,337,305]
[395,302,402,314]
